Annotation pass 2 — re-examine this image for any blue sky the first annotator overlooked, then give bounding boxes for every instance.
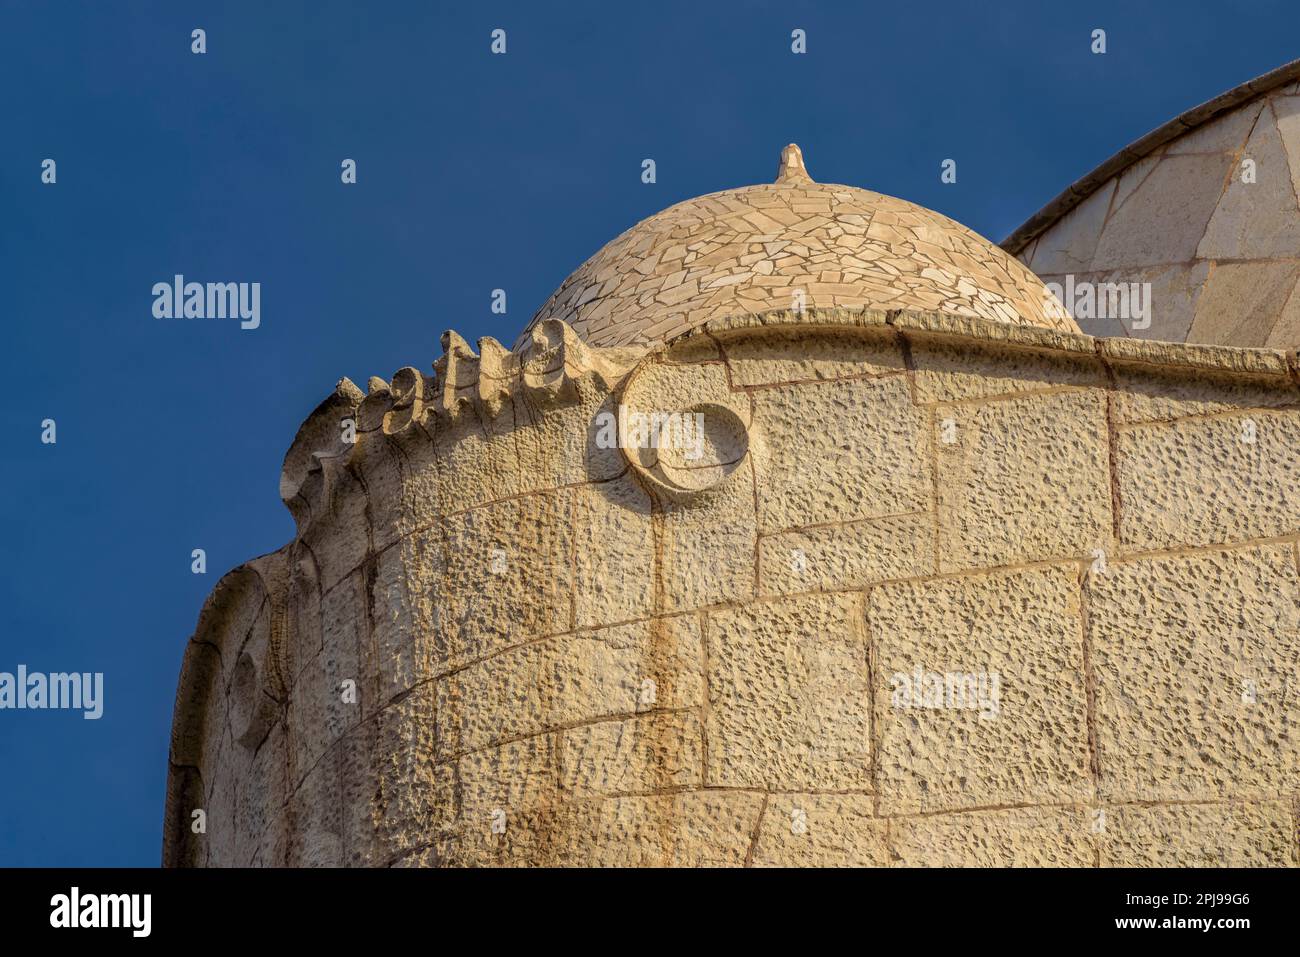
[0,0,1295,866]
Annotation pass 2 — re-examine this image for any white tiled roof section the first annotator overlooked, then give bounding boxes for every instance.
[522,144,1078,348]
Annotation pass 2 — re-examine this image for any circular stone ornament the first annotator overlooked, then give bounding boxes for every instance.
[615,346,758,502]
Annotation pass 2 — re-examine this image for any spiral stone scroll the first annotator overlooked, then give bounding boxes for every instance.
[614,342,758,503]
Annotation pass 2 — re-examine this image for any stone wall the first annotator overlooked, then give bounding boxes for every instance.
[165,308,1300,867]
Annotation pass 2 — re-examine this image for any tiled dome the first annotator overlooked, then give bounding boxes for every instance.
[522,144,1078,348]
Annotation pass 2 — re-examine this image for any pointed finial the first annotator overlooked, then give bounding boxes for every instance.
[775,143,812,184]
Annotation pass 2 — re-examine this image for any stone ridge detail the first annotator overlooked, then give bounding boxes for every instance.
[278,306,1300,540]
[278,317,637,537]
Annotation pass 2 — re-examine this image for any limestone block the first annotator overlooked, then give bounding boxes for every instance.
[870,564,1092,814]
[233,722,289,866]
[372,683,439,860]
[572,475,654,629]
[512,386,626,495]
[751,794,888,867]
[1109,365,1298,426]
[1092,154,1228,270]
[204,571,268,697]
[1198,108,1300,261]
[753,375,928,532]
[560,711,703,795]
[285,719,379,867]
[935,390,1112,572]
[300,463,371,593]
[288,573,364,785]
[663,334,720,364]
[349,435,409,553]
[656,463,758,613]
[910,337,1103,405]
[1188,260,1300,347]
[440,489,573,667]
[1116,410,1300,551]
[559,791,763,866]
[203,724,237,865]
[436,615,704,760]
[707,593,871,790]
[1086,544,1300,802]
[432,404,528,513]
[196,692,230,809]
[367,525,447,705]
[1098,801,1294,867]
[335,717,384,866]
[719,325,903,388]
[758,511,933,597]
[386,422,443,534]
[390,847,439,867]
[285,758,342,866]
[284,552,323,686]
[1027,180,1114,275]
[889,806,1095,867]
[430,735,563,867]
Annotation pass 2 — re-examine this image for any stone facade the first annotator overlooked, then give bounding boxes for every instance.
[166,138,1300,868]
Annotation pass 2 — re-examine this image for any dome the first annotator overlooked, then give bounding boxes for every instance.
[1004,58,1300,347]
[522,144,1078,348]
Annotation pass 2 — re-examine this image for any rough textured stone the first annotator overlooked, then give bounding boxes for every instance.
[935,390,1112,572]
[560,711,703,794]
[1098,801,1294,867]
[870,565,1092,814]
[720,325,903,388]
[437,615,704,760]
[1086,544,1300,803]
[707,593,871,790]
[558,791,763,866]
[440,490,573,666]
[572,475,655,628]
[1116,410,1300,551]
[890,806,1095,867]
[753,374,929,532]
[1109,364,1299,426]
[758,511,933,597]
[751,794,888,867]
[910,336,1104,404]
